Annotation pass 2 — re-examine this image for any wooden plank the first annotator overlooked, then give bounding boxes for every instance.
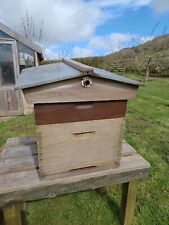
[0,139,136,176]
[5,136,38,147]
[122,142,136,156]
[34,100,127,125]
[37,118,124,175]
[1,138,135,160]
[0,155,38,175]
[120,181,139,225]
[0,154,150,207]
[0,90,8,116]
[1,144,37,159]
[23,77,137,104]
[3,203,22,225]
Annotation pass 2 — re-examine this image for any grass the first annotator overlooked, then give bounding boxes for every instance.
[0,76,169,225]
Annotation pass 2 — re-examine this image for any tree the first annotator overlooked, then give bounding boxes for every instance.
[19,11,44,44]
[132,21,168,84]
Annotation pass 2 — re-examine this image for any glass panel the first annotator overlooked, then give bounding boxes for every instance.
[17,42,35,72]
[0,43,15,86]
[0,30,11,38]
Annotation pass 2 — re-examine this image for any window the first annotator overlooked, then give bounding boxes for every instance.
[0,30,11,38]
[17,42,35,72]
[0,43,15,86]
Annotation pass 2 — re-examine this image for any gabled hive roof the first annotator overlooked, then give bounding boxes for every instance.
[16,58,142,89]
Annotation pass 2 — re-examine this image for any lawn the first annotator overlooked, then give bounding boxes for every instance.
[0,76,169,225]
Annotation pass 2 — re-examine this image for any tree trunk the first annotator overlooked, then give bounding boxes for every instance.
[145,68,149,84]
[123,68,126,75]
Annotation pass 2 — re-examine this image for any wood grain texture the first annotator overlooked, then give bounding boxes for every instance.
[1,144,37,159]
[120,181,139,225]
[34,100,127,125]
[23,77,138,104]
[0,154,150,207]
[3,203,22,225]
[0,137,150,208]
[37,118,124,175]
[0,139,136,177]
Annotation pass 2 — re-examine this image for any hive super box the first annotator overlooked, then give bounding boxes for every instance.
[16,59,141,176]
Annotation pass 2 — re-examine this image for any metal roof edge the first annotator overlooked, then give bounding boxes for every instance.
[15,73,82,90]
[93,68,143,87]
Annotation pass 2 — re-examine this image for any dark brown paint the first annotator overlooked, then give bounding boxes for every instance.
[34,100,127,125]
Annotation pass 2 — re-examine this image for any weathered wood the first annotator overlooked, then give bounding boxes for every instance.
[0,136,150,220]
[23,77,138,104]
[37,118,124,175]
[62,58,94,73]
[0,138,136,178]
[34,52,39,67]
[34,100,127,125]
[20,202,26,212]
[1,138,135,160]
[0,155,38,175]
[120,181,139,225]
[5,136,37,147]
[3,203,22,225]
[0,153,150,207]
[1,144,37,159]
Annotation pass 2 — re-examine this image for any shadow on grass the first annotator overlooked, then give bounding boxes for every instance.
[96,187,121,223]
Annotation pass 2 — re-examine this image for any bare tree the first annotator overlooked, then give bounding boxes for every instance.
[58,41,75,59]
[132,21,160,84]
[19,11,44,44]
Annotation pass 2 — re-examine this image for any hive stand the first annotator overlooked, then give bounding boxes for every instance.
[0,137,150,225]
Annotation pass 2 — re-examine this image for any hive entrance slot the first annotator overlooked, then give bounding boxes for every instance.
[73,131,95,137]
[69,165,97,172]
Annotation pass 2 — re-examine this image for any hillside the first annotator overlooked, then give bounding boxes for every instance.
[75,34,169,76]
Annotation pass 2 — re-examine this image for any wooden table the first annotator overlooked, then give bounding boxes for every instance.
[0,137,150,225]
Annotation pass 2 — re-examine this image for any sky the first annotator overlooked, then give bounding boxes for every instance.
[0,0,169,59]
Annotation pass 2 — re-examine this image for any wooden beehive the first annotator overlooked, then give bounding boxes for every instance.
[16,59,141,176]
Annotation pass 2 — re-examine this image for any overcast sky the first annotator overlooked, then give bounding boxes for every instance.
[0,0,169,59]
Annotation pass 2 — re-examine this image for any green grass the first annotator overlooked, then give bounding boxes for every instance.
[0,77,169,225]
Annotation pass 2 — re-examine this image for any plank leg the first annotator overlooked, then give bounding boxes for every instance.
[120,180,139,225]
[20,203,26,213]
[3,203,22,225]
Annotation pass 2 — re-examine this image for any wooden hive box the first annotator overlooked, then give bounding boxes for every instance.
[16,59,141,176]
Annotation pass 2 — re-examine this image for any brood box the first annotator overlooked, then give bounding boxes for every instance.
[16,59,141,176]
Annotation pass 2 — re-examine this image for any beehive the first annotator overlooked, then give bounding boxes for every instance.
[16,59,141,176]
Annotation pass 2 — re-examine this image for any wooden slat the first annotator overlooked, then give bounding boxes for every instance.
[37,118,124,175]
[34,100,127,125]
[0,139,136,177]
[1,138,135,160]
[0,155,38,175]
[120,181,139,225]
[0,154,150,207]
[23,77,137,104]
[3,203,22,225]
[1,144,37,159]
[5,136,38,147]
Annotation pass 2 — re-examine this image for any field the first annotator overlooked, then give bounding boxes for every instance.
[0,75,169,225]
